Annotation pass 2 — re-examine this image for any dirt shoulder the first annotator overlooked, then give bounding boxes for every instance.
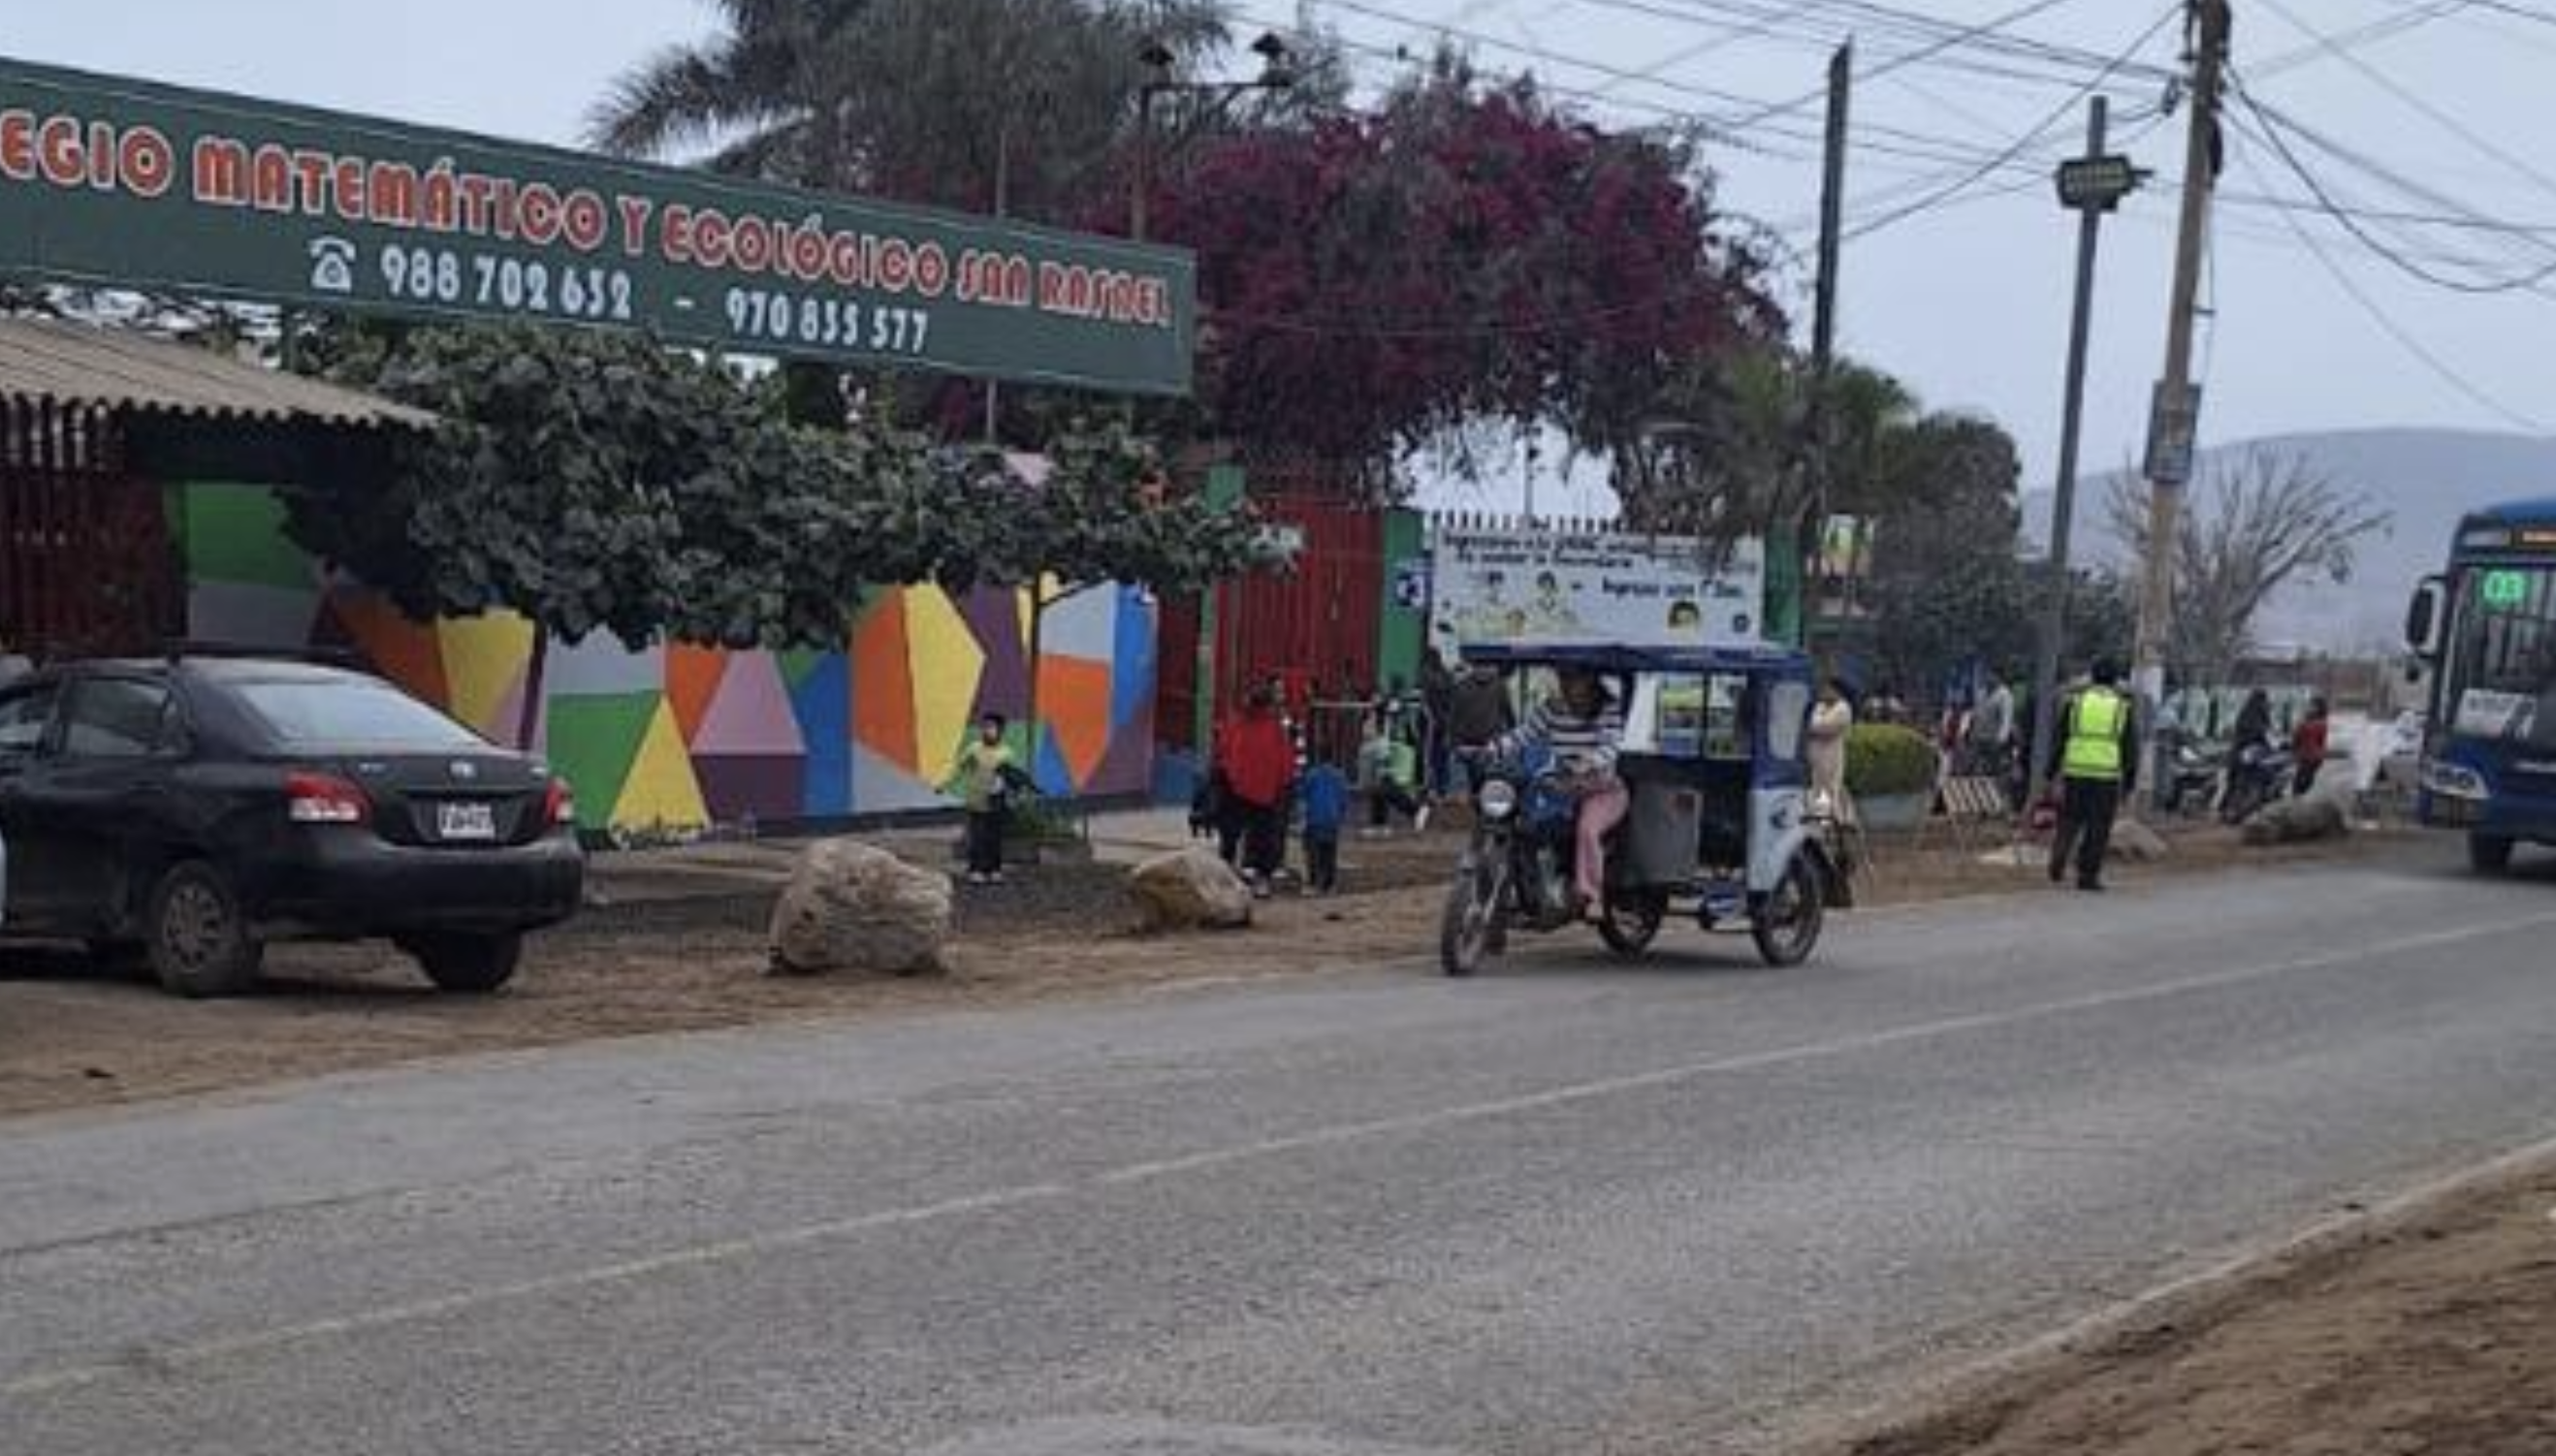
[1814,1152,2556,1456]
[0,821,2413,1122]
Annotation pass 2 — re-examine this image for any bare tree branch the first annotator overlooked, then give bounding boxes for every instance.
[2106,447,2391,683]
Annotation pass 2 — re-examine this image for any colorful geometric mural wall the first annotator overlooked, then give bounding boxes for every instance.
[172,483,1160,833]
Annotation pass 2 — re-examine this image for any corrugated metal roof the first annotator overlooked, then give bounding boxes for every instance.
[0,317,433,430]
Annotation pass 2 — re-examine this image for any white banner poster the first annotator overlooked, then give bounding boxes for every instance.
[1427,523,1765,649]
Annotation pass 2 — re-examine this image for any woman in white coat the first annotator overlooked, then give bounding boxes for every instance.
[1807,677,1856,826]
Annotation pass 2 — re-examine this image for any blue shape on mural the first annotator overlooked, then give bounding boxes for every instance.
[1034,728,1074,797]
[1111,586,1155,732]
[789,652,852,816]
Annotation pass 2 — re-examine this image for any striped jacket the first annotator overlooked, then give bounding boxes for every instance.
[1501,695,1625,776]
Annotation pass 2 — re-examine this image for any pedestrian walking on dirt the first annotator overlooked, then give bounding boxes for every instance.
[1358,711,1430,834]
[1300,755,1351,895]
[1444,661,1515,796]
[2293,697,2331,797]
[1421,648,1456,794]
[1967,670,2016,775]
[2046,657,2139,892]
[1216,685,1295,897]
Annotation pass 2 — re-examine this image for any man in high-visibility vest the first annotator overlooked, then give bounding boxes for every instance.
[2046,657,2139,892]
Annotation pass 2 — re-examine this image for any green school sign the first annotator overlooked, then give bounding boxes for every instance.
[0,55,1196,395]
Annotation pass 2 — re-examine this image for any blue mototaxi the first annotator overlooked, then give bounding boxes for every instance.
[1440,639,1856,975]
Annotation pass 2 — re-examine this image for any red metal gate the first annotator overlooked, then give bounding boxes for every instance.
[1216,491,1384,713]
[0,401,182,655]
[1152,459,1392,758]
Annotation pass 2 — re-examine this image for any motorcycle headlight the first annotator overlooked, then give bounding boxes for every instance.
[1478,779,1520,820]
[1805,787,1837,820]
[2421,758,2490,801]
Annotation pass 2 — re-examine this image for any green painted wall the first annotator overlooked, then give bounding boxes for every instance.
[1377,507,1427,690]
[1194,463,1247,753]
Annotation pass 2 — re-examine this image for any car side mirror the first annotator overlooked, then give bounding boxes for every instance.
[2405,577,2446,660]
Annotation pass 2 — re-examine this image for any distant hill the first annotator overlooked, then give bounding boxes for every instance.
[2023,427,2556,656]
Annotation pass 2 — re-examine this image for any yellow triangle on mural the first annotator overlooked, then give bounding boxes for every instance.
[1011,573,1066,649]
[437,613,536,739]
[905,584,986,772]
[610,700,710,833]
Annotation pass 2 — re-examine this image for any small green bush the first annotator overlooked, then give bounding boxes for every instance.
[1005,795,1080,844]
[1846,723,1939,798]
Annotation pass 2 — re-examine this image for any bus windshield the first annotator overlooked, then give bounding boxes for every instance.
[2447,563,2556,742]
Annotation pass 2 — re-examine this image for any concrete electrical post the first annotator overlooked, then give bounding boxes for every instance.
[2130,0,2233,802]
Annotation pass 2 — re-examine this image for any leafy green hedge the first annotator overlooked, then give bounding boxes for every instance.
[1847,723,1939,798]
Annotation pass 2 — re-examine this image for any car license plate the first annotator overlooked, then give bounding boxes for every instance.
[437,802,498,842]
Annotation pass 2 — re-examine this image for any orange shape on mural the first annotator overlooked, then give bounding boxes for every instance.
[333,594,448,706]
[665,645,728,745]
[1037,655,1114,790]
[851,590,918,773]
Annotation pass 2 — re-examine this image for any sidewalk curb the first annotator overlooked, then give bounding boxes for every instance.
[1777,1131,2556,1455]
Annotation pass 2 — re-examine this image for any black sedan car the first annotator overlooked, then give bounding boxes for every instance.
[0,654,583,997]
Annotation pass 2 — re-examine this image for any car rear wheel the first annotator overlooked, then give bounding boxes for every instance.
[147,863,264,999]
[406,932,524,994]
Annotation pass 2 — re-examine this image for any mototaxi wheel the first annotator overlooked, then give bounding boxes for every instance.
[1596,889,1668,959]
[1750,854,1826,968]
[1439,859,1505,978]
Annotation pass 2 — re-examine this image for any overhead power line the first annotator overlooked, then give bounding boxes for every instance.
[1262,0,2164,182]
[1596,0,2181,90]
[2434,0,2556,29]
[1722,0,2094,129]
[2228,143,2549,431]
[1842,2,2182,240]
[1581,0,1840,100]
[2257,0,2556,211]
[2232,78,2556,295]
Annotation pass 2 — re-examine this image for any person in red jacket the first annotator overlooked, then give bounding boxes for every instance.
[1215,684,1296,896]
[2292,696,2331,797]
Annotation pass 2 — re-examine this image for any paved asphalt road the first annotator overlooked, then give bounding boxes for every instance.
[6,845,2556,1456]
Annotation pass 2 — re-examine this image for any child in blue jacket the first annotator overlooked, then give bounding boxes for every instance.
[1299,757,1352,895]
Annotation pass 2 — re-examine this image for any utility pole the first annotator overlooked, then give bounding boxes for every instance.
[1801,40,1852,650]
[2028,96,2140,808]
[1131,86,1158,245]
[2131,0,2232,799]
[985,122,1012,443]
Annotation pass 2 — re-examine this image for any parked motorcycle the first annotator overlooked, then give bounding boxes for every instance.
[2219,736,2296,824]
[2160,739,2225,816]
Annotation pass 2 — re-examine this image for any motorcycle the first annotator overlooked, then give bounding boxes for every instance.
[2160,738,2225,816]
[1441,746,1602,964]
[2219,736,2296,824]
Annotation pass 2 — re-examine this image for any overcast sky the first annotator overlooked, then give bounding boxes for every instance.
[8,0,2550,517]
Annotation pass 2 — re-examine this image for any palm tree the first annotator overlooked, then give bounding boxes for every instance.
[590,0,1235,220]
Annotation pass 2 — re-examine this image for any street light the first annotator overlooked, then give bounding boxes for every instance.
[1131,31,1295,242]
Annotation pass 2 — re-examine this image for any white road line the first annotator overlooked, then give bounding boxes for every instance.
[10,906,2555,1404]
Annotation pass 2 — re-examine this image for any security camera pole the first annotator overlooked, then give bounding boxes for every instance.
[2028,96,2142,808]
